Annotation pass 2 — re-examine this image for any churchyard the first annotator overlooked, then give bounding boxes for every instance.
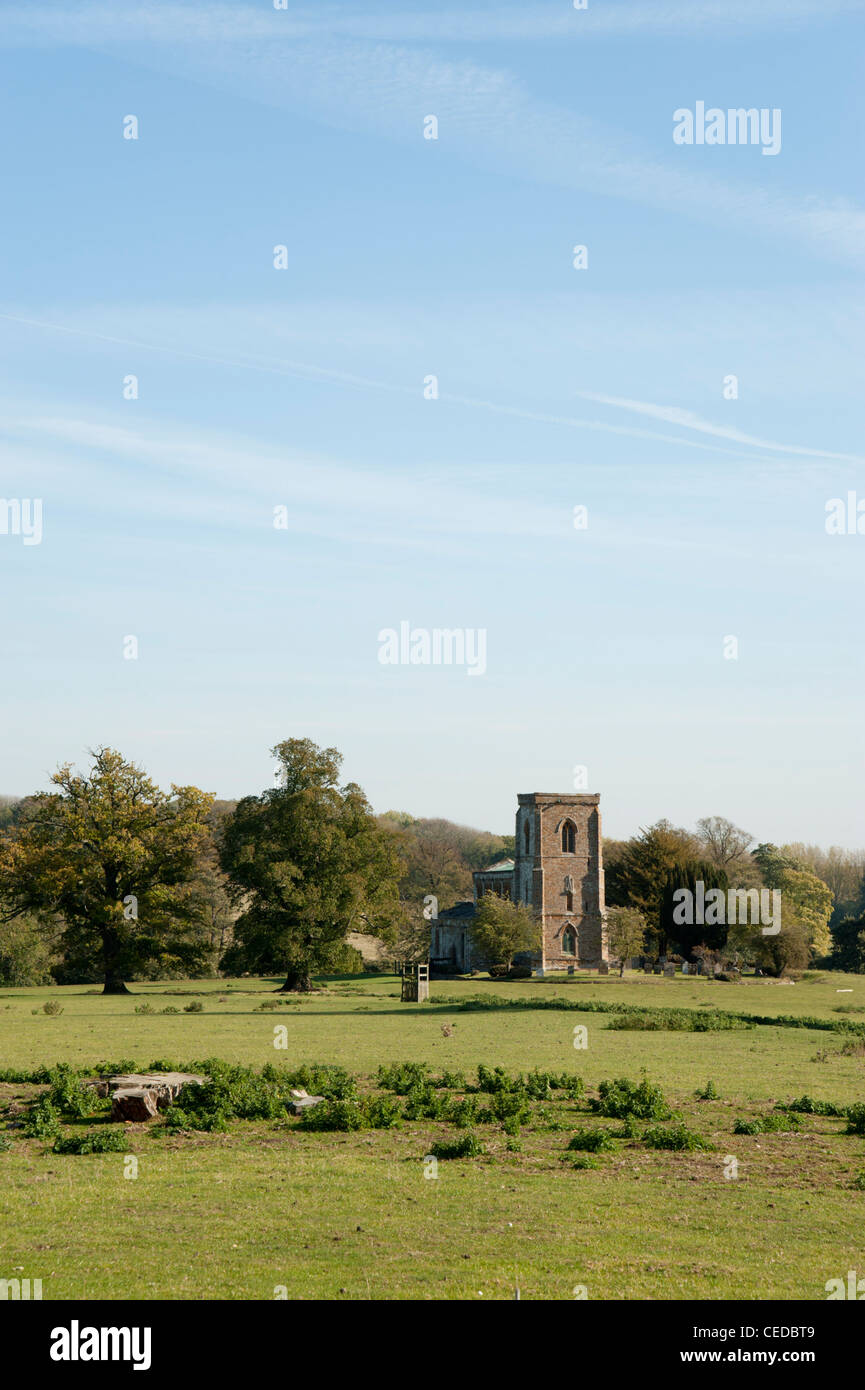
[1,969,863,1301]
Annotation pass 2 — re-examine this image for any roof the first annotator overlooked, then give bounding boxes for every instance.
[437,900,476,919]
[474,858,515,874]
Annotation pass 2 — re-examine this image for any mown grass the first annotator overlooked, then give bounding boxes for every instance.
[1,970,864,1300]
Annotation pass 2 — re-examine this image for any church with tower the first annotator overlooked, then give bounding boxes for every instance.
[430,792,608,972]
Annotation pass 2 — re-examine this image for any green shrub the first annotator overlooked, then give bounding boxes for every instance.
[0,1133,12,1152]
[53,1127,128,1155]
[734,1114,801,1135]
[297,1093,402,1132]
[447,1096,480,1128]
[183,1001,204,1014]
[643,1123,713,1152]
[299,1098,367,1132]
[524,1070,553,1100]
[134,1003,155,1015]
[851,1170,865,1191]
[567,1127,618,1153]
[48,1065,107,1119]
[591,1076,671,1121]
[377,1061,430,1094]
[567,1153,600,1169]
[477,1064,523,1095]
[429,1132,484,1159]
[433,1069,467,1090]
[402,1082,449,1121]
[161,1007,180,1015]
[23,1097,62,1139]
[606,1009,749,1033]
[696,1080,720,1100]
[281,1063,356,1100]
[846,1104,865,1136]
[42,1000,63,1016]
[783,1095,847,1117]
[612,1114,643,1139]
[363,1096,402,1129]
[490,1090,530,1128]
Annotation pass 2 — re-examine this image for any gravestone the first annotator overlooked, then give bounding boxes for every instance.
[681,962,690,975]
[598,962,609,975]
[664,963,676,978]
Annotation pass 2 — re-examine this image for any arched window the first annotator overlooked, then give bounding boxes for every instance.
[561,819,576,853]
[562,925,577,957]
[523,820,530,854]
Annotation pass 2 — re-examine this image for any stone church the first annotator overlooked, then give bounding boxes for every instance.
[430,792,607,972]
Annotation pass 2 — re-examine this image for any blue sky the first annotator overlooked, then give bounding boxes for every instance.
[1,0,863,844]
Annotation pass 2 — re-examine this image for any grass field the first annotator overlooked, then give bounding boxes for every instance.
[1,970,864,1301]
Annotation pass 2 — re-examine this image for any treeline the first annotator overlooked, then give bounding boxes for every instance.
[604,817,865,974]
[1,751,863,989]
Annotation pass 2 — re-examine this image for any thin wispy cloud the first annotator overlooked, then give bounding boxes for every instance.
[1,309,857,467]
[1,6,862,266]
[1,1,861,45]
[577,392,865,463]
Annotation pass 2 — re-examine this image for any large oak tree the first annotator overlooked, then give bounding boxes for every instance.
[0,748,214,993]
[219,738,403,991]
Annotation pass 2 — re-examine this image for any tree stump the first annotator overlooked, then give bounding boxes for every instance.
[111,1087,159,1122]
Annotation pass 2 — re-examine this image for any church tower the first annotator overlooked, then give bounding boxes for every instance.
[512,793,606,968]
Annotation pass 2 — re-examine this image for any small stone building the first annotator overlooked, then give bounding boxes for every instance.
[430,792,607,972]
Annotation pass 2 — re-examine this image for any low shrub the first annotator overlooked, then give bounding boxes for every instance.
[612,1114,643,1139]
[567,1128,618,1153]
[377,1061,430,1094]
[299,1099,367,1132]
[402,1082,449,1121]
[846,1104,865,1136]
[567,1153,600,1170]
[183,1001,204,1014]
[23,1097,62,1139]
[298,1094,402,1132]
[643,1123,713,1152]
[477,1064,523,1095]
[280,1063,356,1100]
[48,1064,107,1119]
[428,1132,484,1159]
[734,1114,801,1136]
[696,1080,720,1100]
[432,1069,467,1090]
[447,1096,480,1128]
[42,1000,63,1016]
[53,1127,128,1155]
[782,1095,847,1118]
[591,1076,671,1121]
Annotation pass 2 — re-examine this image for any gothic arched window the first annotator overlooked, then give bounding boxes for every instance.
[561,819,576,854]
[524,820,530,854]
[562,925,577,957]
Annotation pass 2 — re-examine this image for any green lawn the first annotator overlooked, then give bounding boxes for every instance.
[2,970,864,1300]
